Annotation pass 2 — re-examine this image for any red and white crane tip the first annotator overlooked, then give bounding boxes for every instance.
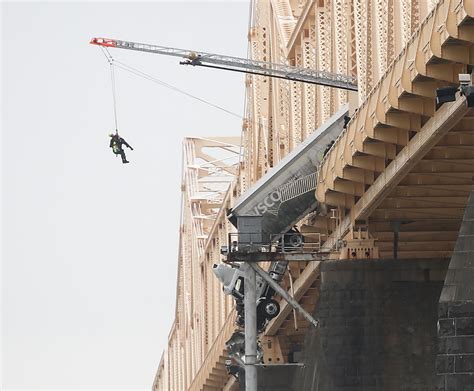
[90,38,116,47]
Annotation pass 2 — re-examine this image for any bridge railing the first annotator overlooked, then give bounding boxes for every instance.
[226,232,323,254]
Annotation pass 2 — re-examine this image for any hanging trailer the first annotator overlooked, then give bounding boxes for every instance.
[213,106,347,385]
[227,105,348,249]
[215,105,347,333]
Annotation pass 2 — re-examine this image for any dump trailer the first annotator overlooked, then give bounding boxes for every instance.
[219,104,348,330]
[228,104,349,242]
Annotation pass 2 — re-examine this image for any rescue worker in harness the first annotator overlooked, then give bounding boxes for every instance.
[109,133,133,164]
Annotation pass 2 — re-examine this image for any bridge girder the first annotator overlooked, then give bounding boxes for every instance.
[316,0,474,261]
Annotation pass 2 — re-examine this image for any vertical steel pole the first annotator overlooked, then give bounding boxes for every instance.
[244,263,258,391]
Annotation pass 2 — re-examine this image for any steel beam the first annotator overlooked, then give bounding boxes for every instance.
[249,263,319,329]
[243,263,258,391]
[227,251,328,263]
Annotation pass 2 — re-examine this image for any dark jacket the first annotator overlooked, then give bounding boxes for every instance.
[110,135,132,153]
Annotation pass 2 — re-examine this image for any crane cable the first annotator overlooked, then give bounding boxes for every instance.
[110,62,119,134]
[114,60,242,120]
[100,47,119,134]
[99,46,242,120]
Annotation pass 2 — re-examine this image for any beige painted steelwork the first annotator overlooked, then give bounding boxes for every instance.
[316,0,474,259]
[153,137,241,391]
[154,1,474,390]
[242,0,440,191]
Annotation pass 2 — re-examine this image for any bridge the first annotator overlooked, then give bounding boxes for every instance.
[316,0,474,260]
[153,1,474,390]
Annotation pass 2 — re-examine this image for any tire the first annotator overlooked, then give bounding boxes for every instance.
[288,234,303,248]
[262,299,280,319]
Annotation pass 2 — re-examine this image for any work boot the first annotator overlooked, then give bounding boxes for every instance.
[120,152,129,164]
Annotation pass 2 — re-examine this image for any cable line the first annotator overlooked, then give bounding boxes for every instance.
[98,47,246,120]
[110,62,119,133]
[112,59,242,119]
[100,47,119,133]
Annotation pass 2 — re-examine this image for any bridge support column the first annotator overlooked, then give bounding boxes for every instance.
[437,188,474,390]
[293,259,448,391]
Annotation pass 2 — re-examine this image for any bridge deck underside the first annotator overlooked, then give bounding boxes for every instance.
[316,0,474,261]
[372,114,474,259]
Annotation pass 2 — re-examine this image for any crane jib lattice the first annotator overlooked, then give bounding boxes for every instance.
[90,37,358,91]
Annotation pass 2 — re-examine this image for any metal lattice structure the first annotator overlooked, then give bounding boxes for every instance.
[154,137,241,390]
[90,37,357,90]
[154,1,474,390]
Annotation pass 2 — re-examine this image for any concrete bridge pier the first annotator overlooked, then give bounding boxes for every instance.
[437,189,474,390]
[293,259,449,391]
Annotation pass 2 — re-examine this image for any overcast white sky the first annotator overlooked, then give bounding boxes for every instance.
[2,1,248,389]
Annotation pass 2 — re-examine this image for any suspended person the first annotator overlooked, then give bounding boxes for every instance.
[109,133,133,164]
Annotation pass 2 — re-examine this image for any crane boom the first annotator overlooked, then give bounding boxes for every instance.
[90,37,358,91]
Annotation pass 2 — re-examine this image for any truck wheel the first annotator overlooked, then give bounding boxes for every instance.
[262,299,280,319]
[288,234,303,248]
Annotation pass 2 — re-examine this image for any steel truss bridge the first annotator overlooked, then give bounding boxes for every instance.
[153,0,474,390]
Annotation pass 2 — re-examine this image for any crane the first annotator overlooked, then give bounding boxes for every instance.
[90,37,358,91]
